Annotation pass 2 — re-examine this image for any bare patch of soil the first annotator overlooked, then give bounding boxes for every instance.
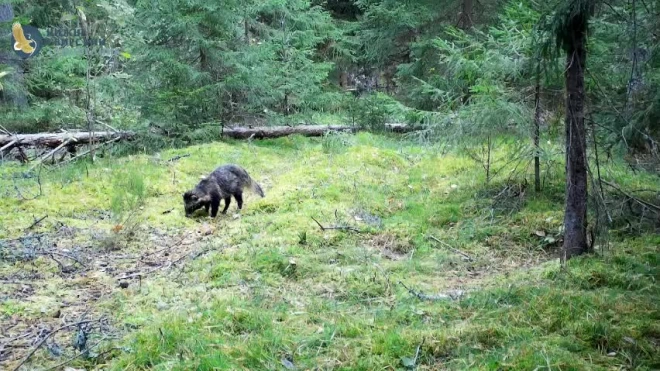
[0,222,219,369]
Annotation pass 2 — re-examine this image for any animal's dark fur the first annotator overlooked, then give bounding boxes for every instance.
[183,164,265,218]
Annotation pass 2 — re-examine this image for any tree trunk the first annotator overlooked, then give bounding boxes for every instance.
[78,8,97,164]
[486,134,491,184]
[220,123,419,139]
[200,47,208,71]
[245,18,250,45]
[339,70,348,88]
[283,91,290,116]
[459,0,474,29]
[534,59,542,193]
[562,22,589,261]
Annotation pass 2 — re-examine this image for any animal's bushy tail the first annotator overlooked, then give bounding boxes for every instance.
[235,165,265,197]
[250,179,265,197]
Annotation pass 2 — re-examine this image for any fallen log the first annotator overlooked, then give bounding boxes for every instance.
[221,124,353,139]
[0,131,135,148]
[220,123,421,139]
[383,123,421,133]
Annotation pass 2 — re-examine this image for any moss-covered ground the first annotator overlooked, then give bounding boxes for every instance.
[1,133,658,370]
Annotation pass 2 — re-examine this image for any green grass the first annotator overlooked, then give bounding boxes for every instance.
[0,133,658,370]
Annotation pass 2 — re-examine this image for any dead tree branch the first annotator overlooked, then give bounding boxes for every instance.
[27,139,72,171]
[11,319,103,371]
[25,215,48,231]
[42,339,107,371]
[94,120,119,133]
[311,216,363,233]
[167,154,191,162]
[0,131,134,148]
[57,136,123,166]
[412,338,425,369]
[13,165,43,200]
[115,263,168,281]
[36,250,87,269]
[0,139,17,154]
[602,180,660,213]
[427,235,474,261]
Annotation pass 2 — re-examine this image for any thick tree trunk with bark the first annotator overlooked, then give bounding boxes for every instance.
[562,17,590,260]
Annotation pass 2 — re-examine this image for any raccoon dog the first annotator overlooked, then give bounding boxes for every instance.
[183,164,265,218]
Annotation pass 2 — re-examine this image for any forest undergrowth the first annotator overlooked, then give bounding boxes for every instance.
[0,133,658,370]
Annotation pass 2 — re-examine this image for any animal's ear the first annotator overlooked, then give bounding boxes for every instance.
[183,191,192,200]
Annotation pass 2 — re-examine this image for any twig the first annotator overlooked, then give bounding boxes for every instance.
[493,184,513,200]
[426,235,474,261]
[57,136,122,166]
[188,248,214,261]
[0,280,34,285]
[602,180,660,213]
[315,329,337,356]
[46,253,66,271]
[25,215,48,231]
[12,165,43,200]
[311,216,363,233]
[140,247,172,261]
[169,247,214,269]
[36,250,86,268]
[172,248,215,280]
[42,339,106,371]
[115,263,169,280]
[0,123,11,135]
[372,263,392,294]
[0,139,16,153]
[11,319,102,371]
[0,331,33,348]
[398,281,465,301]
[167,154,190,162]
[169,251,196,266]
[412,338,425,370]
[117,245,207,281]
[28,139,73,172]
[95,119,120,133]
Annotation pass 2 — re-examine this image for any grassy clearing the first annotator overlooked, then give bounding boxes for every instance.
[1,133,658,370]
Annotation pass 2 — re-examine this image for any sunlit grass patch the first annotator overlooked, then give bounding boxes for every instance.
[1,134,658,370]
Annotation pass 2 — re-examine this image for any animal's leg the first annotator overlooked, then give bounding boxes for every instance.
[234,192,243,210]
[210,196,220,218]
[221,197,231,214]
